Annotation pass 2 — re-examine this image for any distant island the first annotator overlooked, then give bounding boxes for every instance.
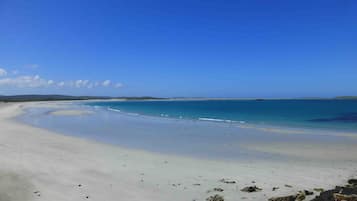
[334,96,357,100]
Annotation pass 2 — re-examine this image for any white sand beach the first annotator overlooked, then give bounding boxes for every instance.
[50,109,94,116]
[1,102,357,201]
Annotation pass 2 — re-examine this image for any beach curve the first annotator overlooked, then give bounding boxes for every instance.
[0,101,357,201]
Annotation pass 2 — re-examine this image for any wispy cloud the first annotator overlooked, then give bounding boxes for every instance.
[114,83,123,88]
[47,80,54,85]
[0,67,123,90]
[102,80,111,87]
[0,68,7,76]
[57,81,65,87]
[0,75,49,88]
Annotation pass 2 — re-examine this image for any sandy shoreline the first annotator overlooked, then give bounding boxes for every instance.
[1,102,357,201]
[50,109,94,116]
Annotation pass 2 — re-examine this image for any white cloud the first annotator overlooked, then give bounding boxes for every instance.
[0,75,48,88]
[57,81,65,87]
[74,79,90,88]
[102,80,111,87]
[0,68,7,76]
[114,83,123,88]
[0,72,123,90]
[75,80,83,88]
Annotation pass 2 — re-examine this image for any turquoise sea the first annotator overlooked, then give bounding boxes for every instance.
[18,99,357,160]
[87,99,357,132]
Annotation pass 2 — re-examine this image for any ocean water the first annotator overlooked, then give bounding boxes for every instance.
[87,100,357,132]
[17,100,357,160]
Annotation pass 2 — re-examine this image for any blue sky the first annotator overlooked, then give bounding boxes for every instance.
[0,0,356,98]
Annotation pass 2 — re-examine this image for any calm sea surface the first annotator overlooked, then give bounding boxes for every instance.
[18,100,357,160]
[87,100,357,131]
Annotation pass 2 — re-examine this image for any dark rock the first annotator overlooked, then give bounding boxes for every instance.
[33,191,41,196]
[219,179,236,184]
[311,186,357,201]
[240,186,262,192]
[348,179,357,186]
[207,188,224,193]
[340,186,357,195]
[311,186,342,201]
[268,195,296,201]
[272,187,279,191]
[206,194,224,201]
[285,184,292,188]
[213,188,224,192]
[313,188,324,193]
[270,190,310,201]
[272,179,357,201]
[296,191,306,201]
[333,193,357,201]
[304,190,314,196]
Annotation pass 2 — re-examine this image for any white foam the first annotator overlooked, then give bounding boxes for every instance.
[108,107,121,112]
[198,117,246,124]
[198,117,230,123]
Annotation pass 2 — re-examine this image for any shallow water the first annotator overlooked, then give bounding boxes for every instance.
[87,100,357,132]
[17,102,357,161]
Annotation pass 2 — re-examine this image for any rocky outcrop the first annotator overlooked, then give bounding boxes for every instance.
[304,190,314,196]
[241,186,262,192]
[333,193,357,201]
[268,178,357,201]
[268,195,297,201]
[206,194,224,201]
[348,179,357,186]
[295,191,306,201]
[311,187,342,201]
[268,189,313,201]
[311,184,357,201]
